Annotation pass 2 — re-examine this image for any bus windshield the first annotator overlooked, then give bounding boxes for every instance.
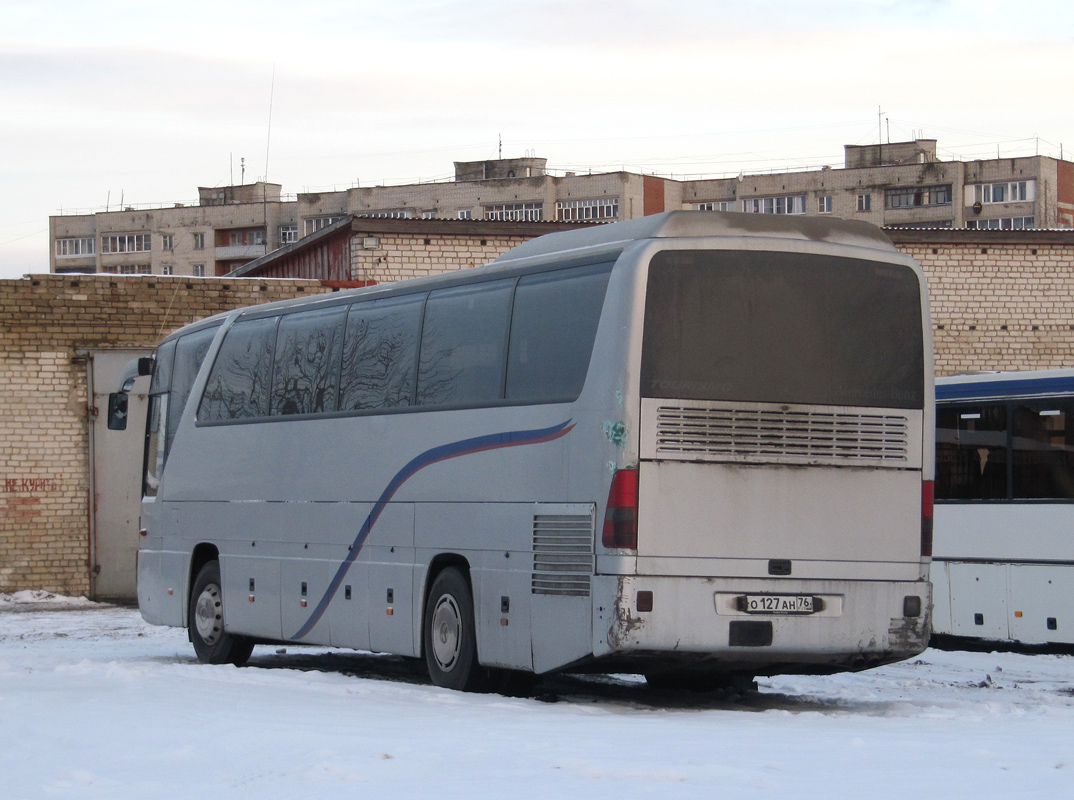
[641,249,924,409]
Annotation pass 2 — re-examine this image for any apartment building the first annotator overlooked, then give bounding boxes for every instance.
[682,141,1073,231]
[49,142,1074,276]
[50,182,298,277]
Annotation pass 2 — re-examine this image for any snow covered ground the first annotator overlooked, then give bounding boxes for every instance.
[3,593,1074,799]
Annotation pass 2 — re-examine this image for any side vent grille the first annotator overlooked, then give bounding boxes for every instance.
[655,405,910,466]
[531,514,593,597]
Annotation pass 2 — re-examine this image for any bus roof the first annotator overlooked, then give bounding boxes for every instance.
[936,369,1074,402]
[493,210,898,263]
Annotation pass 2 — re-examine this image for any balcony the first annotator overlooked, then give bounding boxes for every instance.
[215,244,267,260]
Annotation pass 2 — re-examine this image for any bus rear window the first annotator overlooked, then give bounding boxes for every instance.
[641,250,924,409]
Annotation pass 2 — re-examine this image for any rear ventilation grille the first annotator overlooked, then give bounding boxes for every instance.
[654,405,911,466]
[531,513,593,597]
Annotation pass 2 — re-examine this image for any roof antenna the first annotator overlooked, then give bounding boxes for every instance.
[498,133,502,160]
[265,63,276,182]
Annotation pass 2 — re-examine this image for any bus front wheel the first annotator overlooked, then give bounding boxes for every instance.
[423,567,487,692]
[189,560,254,666]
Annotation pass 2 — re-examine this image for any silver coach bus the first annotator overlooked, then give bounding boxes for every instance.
[112,211,934,691]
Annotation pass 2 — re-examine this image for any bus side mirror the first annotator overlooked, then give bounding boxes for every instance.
[107,392,129,431]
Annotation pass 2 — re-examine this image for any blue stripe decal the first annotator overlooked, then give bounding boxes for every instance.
[937,375,1074,402]
[289,419,575,640]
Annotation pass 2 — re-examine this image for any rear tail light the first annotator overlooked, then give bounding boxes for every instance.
[602,468,638,549]
[921,480,934,558]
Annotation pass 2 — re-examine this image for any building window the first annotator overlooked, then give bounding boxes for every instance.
[193,232,205,250]
[970,180,1035,204]
[228,231,243,246]
[692,201,735,212]
[161,234,174,251]
[362,210,413,221]
[857,194,872,212]
[457,209,473,220]
[818,196,833,214]
[421,209,438,219]
[251,230,265,246]
[967,216,1035,230]
[280,225,298,244]
[484,202,543,222]
[101,233,151,254]
[107,264,150,274]
[162,265,174,276]
[193,264,205,277]
[741,195,806,215]
[55,237,95,258]
[303,216,345,235]
[885,184,952,209]
[556,198,619,221]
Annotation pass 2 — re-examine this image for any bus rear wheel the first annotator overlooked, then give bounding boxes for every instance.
[189,560,254,666]
[423,567,487,692]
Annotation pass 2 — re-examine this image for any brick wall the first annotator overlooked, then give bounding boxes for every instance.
[896,241,1074,376]
[350,232,533,283]
[0,274,328,595]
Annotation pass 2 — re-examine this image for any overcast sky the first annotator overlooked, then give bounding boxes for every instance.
[2,0,1072,278]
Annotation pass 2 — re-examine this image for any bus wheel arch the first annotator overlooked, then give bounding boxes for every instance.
[422,557,487,692]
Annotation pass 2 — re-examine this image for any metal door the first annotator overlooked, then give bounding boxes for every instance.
[88,348,152,601]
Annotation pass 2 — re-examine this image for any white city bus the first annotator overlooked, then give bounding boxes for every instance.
[932,370,1074,646]
[113,211,934,691]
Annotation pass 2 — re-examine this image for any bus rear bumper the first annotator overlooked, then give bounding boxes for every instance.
[591,574,931,675]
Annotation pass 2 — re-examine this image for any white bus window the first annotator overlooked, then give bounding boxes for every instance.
[1012,402,1074,499]
[340,295,424,411]
[198,317,279,422]
[506,263,612,403]
[935,404,1008,500]
[270,307,346,416]
[417,279,513,407]
[641,251,924,409]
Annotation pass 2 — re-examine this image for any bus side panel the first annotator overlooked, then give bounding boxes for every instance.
[946,562,1010,639]
[365,503,417,657]
[280,547,334,644]
[223,551,283,641]
[928,560,953,637]
[136,549,187,628]
[934,504,1074,562]
[472,548,533,671]
[1009,564,1074,645]
[414,502,536,672]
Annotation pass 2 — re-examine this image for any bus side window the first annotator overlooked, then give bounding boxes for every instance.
[506,263,612,403]
[417,279,514,407]
[1012,401,1074,500]
[340,294,424,411]
[935,404,1008,500]
[144,339,176,497]
[270,306,346,416]
[168,326,218,444]
[198,317,279,422]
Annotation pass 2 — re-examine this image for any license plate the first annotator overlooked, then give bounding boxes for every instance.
[742,594,814,615]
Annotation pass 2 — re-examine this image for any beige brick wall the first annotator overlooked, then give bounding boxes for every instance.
[0,274,329,596]
[899,242,1074,376]
[350,233,533,283]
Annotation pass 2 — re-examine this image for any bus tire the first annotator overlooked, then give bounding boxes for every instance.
[423,567,487,692]
[189,560,254,666]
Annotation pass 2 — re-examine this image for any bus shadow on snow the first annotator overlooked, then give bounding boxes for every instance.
[240,648,872,713]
